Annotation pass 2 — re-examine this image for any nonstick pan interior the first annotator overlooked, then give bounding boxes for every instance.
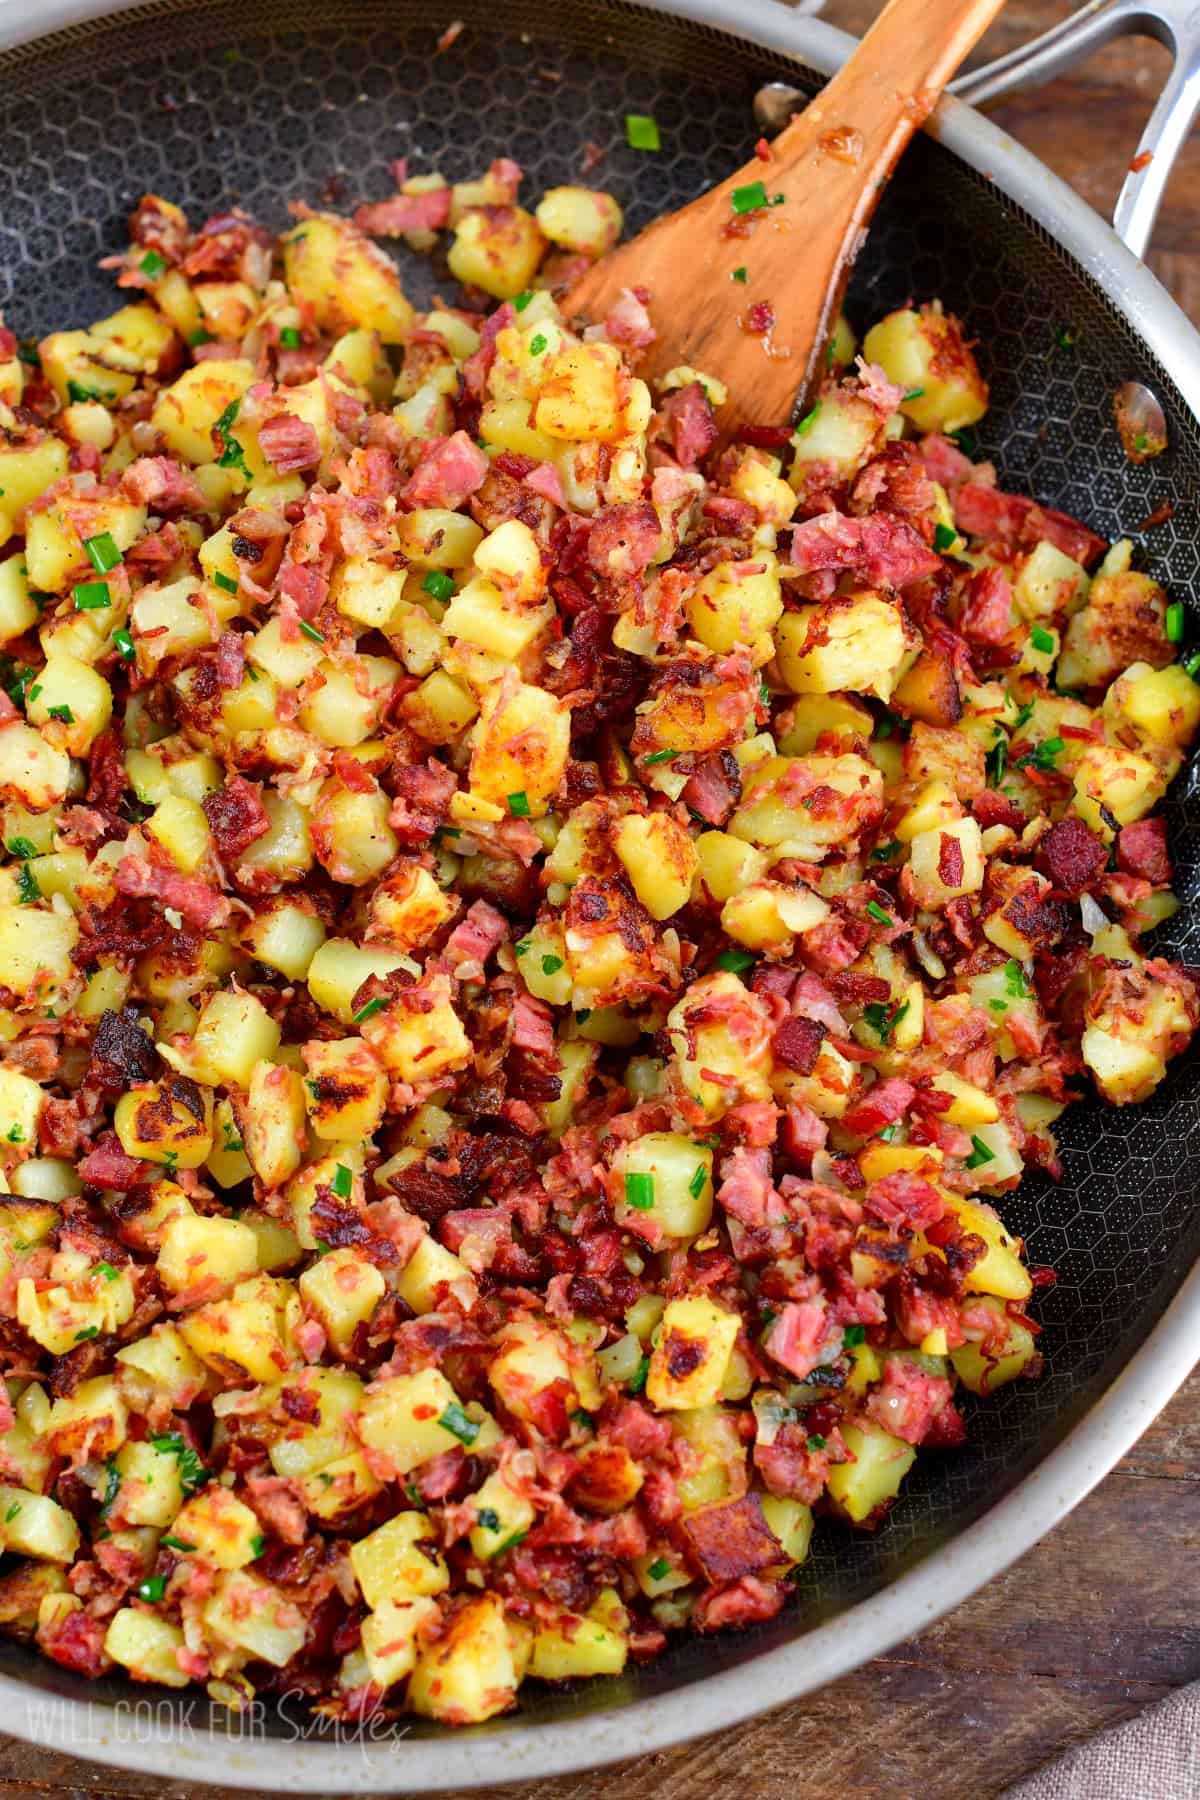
[0,0,1198,1739]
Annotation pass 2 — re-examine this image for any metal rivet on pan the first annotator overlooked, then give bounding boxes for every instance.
[753,81,806,135]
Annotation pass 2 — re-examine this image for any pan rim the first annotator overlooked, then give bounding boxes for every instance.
[0,0,1196,1787]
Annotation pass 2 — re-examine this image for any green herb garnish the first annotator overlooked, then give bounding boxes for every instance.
[332,1163,352,1199]
[625,1171,655,1212]
[422,570,455,602]
[625,113,661,151]
[731,179,768,214]
[438,1402,480,1446]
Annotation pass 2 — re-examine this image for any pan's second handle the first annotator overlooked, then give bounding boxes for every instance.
[951,0,1200,260]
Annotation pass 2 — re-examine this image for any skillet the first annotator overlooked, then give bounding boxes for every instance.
[0,0,1198,1785]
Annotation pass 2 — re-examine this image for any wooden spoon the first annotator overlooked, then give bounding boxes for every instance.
[563,0,1007,436]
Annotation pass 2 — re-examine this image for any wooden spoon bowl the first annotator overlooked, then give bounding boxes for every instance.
[563,0,1008,436]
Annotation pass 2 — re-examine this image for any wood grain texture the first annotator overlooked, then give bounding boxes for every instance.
[564,0,1008,429]
[4,4,1200,1797]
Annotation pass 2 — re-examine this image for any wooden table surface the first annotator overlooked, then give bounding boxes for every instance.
[5,4,1200,1797]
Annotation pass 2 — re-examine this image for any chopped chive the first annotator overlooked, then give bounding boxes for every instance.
[1185,648,1200,681]
[965,1134,996,1169]
[863,999,909,1044]
[73,580,111,611]
[870,840,901,863]
[15,863,40,905]
[731,179,768,214]
[844,1324,866,1347]
[250,1533,266,1557]
[279,326,302,350]
[83,532,121,574]
[188,328,214,347]
[865,900,893,927]
[212,571,239,594]
[6,837,36,859]
[137,1574,168,1603]
[96,1261,119,1282]
[646,1557,671,1581]
[139,250,167,280]
[985,733,1007,786]
[1003,959,1029,998]
[514,939,531,957]
[298,619,325,643]
[731,266,748,284]
[438,1402,480,1446]
[159,1534,196,1553]
[47,704,74,723]
[113,628,135,661]
[642,748,678,765]
[74,1326,100,1341]
[715,947,755,973]
[541,954,563,975]
[793,402,822,439]
[528,332,548,356]
[422,569,456,602]
[4,1502,20,1522]
[1030,625,1055,654]
[1166,600,1185,643]
[332,1163,352,1198]
[1013,735,1064,772]
[625,113,661,151]
[688,1163,707,1199]
[149,1432,207,1494]
[1053,324,1076,350]
[876,1123,898,1143]
[806,1434,826,1451]
[902,386,925,402]
[66,379,103,404]
[513,290,534,313]
[507,791,530,818]
[624,1171,655,1211]
[476,1506,501,1532]
[352,996,387,1023]
[933,523,957,553]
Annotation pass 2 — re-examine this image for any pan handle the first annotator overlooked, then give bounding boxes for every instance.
[950,0,1200,260]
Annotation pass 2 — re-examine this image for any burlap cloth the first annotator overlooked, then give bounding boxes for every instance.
[1005,1682,1200,1798]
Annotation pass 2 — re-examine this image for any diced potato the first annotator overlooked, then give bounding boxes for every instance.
[448,206,545,300]
[394,1232,475,1316]
[113,1074,214,1170]
[299,1036,386,1141]
[693,830,769,903]
[0,439,70,528]
[530,1599,628,1682]
[534,342,626,442]
[178,1273,294,1385]
[611,1132,712,1239]
[283,214,414,344]
[826,1421,917,1523]
[647,1295,741,1411]
[306,937,416,1024]
[45,1375,127,1464]
[0,721,71,813]
[104,1608,189,1686]
[299,1248,384,1354]
[468,1468,536,1560]
[238,899,326,981]
[351,1511,450,1608]
[0,1065,44,1152]
[1013,539,1089,622]
[685,556,782,657]
[310,778,398,886]
[729,752,883,861]
[760,1494,814,1568]
[950,1295,1038,1394]
[156,1212,258,1296]
[908,816,985,906]
[23,656,108,764]
[929,1071,999,1127]
[490,1313,599,1422]
[666,969,774,1118]
[612,810,697,920]
[170,1484,263,1570]
[720,879,829,951]
[408,1593,519,1724]
[535,187,622,256]
[0,1486,80,1563]
[788,389,881,499]
[469,676,570,818]
[0,554,40,645]
[1057,567,1169,692]
[776,591,910,701]
[944,1194,1031,1299]
[862,304,988,435]
[150,359,256,466]
[357,1368,478,1476]
[361,1595,440,1688]
[242,1060,307,1188]
[202,1570,306,1666]
[359,970,472,1082]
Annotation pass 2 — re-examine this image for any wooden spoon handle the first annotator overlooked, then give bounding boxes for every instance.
[764,0,1008,213]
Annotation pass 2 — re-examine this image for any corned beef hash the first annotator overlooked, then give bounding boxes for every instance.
[0,154,1195,1726]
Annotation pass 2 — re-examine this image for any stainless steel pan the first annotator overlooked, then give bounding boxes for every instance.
[0,0,1198,1787]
